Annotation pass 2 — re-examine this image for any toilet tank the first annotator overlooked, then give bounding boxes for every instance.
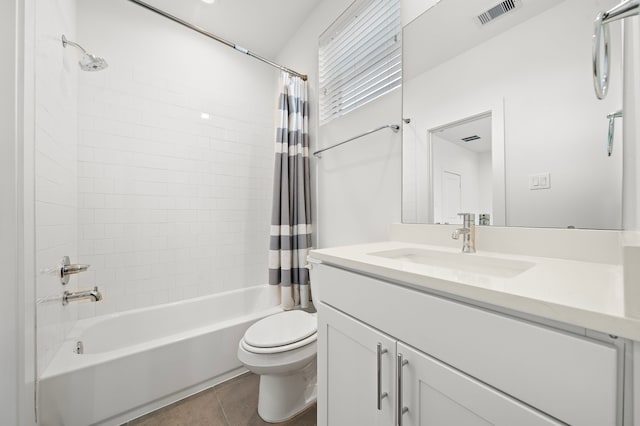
[308,257,320,303]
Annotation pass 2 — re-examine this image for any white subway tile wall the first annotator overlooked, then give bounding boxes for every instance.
[34,0,279,373]
[76,67,275,318]
[35,0,79,373]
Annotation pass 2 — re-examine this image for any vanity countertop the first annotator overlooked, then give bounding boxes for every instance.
[309,240,640,341]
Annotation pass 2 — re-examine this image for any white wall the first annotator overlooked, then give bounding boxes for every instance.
[34,0,80,377]
[623,18,640,230]
[19,0,39,422]
[317,91,403,247]
[277,0,402,249]
[74,0,277,317]
[403,0,624,229]
[0,0,19,423]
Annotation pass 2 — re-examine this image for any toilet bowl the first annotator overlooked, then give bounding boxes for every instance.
[237,309,318,423]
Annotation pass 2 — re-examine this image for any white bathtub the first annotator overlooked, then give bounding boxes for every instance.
[39,285,280,426]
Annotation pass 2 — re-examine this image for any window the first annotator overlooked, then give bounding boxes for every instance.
[319,0,401,123]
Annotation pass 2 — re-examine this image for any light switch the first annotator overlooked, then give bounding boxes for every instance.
[539,172,550,189]
[529,172,551,190]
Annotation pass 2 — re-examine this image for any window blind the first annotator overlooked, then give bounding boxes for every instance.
[319,0,401,124]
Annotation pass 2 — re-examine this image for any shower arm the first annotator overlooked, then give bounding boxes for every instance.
[61,35,88,54]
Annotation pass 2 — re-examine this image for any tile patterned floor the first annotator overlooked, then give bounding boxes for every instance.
[125,373,317,426]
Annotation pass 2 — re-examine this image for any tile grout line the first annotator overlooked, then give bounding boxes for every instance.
[214,388,232,426]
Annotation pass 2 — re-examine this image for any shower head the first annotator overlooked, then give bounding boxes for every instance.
[78,53,109,71]
[61,35,108,72]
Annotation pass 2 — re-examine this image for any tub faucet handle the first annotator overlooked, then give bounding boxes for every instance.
[60,256,90,285]
[63,263,90,275]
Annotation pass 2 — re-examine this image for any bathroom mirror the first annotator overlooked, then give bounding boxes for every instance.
[402,0,624,229]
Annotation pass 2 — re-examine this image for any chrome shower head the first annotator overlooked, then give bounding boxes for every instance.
[79,53,108,71]
[62,35,108,72]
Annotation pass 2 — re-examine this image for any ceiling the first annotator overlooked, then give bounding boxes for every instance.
[435,114,492,153]
[139,0,324,58]
[403,0,561,81]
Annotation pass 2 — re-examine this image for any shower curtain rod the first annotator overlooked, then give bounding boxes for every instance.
[127,0,308,81]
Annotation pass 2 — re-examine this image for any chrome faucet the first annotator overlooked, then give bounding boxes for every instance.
[63,286,103,305]
[452,213,476,253]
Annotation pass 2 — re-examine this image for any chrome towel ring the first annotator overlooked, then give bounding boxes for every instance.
[593,12,610,100]
[593,0,640,100]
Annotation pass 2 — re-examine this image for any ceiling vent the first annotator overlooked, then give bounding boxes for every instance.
[461,135,481,142]
[477,0,518,25]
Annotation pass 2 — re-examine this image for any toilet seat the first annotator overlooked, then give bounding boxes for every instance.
[241,332,317,354]
[241,311,317,354]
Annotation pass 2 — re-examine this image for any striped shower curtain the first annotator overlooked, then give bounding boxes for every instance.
[268,72,312,310]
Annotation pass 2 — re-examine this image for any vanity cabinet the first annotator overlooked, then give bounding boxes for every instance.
[312,263,623,426]
[319,303,562,426]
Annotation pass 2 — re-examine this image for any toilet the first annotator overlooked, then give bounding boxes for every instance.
[237,309,318,423]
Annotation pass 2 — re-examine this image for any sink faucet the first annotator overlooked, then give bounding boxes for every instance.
[63,286,103,305]
[452,213,476,253]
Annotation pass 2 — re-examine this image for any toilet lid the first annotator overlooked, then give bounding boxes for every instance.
[244,311,317,348]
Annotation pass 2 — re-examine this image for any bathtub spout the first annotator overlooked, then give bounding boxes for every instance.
[63,286,103,305]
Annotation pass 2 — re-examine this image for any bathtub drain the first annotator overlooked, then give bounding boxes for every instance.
[75,341,84,354]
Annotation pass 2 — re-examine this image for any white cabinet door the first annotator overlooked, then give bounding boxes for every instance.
[397,342,563,426]
[318,304,396,426]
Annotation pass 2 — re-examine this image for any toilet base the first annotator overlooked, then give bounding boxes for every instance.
[257,358,317,423]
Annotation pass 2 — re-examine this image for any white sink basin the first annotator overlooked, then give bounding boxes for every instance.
[369,248,535,278]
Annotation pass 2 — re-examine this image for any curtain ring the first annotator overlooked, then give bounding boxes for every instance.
[593,12,610,100]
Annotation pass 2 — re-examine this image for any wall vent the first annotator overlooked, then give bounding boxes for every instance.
[477,0,518,25]
[461,135,481,142]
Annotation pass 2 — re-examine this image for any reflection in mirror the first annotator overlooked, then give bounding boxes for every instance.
[402,0,624,229]
[431,114,495,225]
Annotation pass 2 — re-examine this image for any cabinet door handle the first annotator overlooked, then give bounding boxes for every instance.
[397,353,409,426]
[377,343,388,410]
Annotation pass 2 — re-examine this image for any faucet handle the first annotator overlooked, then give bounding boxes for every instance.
[59,256,91,285]
[63,263,90,275]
